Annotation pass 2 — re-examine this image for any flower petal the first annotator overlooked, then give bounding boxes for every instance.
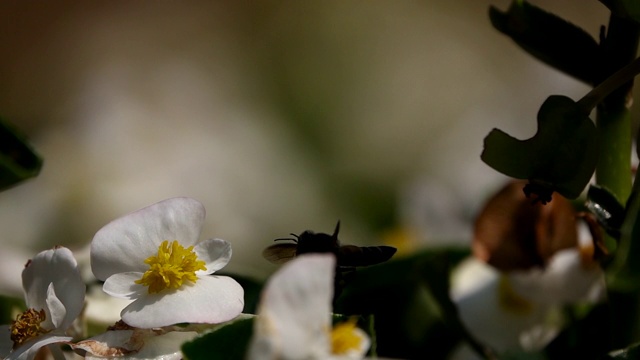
[22,246,85,331]
[74,330,139,357]
[78,329,198,360]
[248,254,335,360]
[91,197,205,281]
[508,248,605,305]
[124,331,198,360]
[103,273,147,299]
[45,283,65,329]
[121,275,244,328]
[0,325,12,359]
[5,333,72,360]
[451,257,550,352]
[195,238,232,275]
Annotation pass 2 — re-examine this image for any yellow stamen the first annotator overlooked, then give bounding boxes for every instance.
[10,308,49,349]
[498,276,533,314]
[135,240,207,294]
[331,319,363,355]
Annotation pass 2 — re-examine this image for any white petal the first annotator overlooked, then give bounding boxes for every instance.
[5,333,72,360]
[195,238,232,275]
[45,283,65,329]
[103,273,147,299]
[22,247,85,330]
[451,257,549,352]
[0,325,12,359]
[248,254,336,360]
[91,197,205,281]
[124,331,198,360]
[121,275,244,328]
[508,248,605,305]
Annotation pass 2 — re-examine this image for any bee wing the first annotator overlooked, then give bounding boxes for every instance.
[337,245,397,267]
[262,243,298,264]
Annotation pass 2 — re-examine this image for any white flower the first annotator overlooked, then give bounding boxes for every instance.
[0,246,86,360]
[248,254,370,360]
[90,197,244,328]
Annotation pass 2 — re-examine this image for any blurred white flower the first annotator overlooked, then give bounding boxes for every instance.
[248,254,370,360]
[450,247,604,358]
[0,246,85,360]
[90,197,244,328]
[453,179,603,355]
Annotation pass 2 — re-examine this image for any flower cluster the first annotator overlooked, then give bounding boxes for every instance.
[0,197,246,360]
[0,192,603,360]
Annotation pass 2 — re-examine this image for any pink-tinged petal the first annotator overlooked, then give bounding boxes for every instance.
[103,273,147,300]
[5,333,72,360]
[77,329,197,360]
[22,247,85,330]
[91,197,205,281]
[72,330,140,357]
[248,254,335,360]
[121,276,244,328]
[194,238,231,275]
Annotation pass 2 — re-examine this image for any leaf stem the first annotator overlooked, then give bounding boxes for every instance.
[577,56,640,115]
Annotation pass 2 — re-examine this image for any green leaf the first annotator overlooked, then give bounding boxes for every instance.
[481,95,598,200]
[182,316,254,360]
[0,118,42,191]
[489,1,599,84]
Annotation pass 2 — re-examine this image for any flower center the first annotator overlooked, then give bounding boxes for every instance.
[330,320,364,355]
[10,308,49,349]
[498,276,533,314]
[135,240,207,294]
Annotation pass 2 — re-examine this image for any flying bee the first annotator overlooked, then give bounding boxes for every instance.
[262,221,397,268]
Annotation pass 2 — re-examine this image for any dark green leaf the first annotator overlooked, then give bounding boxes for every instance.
[0,118,42,191]
[600,0,640,24]
[607,186,640,292]
[489,1,600,84]
[182,317,254,360]
[334,247,469,359]
[481,95,598,200]
[545,303,611,358]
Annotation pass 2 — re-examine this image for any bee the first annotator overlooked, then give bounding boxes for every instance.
[262,221,397,268]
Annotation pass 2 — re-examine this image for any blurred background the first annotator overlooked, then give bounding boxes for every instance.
[0,1,610,294]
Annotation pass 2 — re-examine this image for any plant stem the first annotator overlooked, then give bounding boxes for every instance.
[577,56,640,116]
[596,13,640,350]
